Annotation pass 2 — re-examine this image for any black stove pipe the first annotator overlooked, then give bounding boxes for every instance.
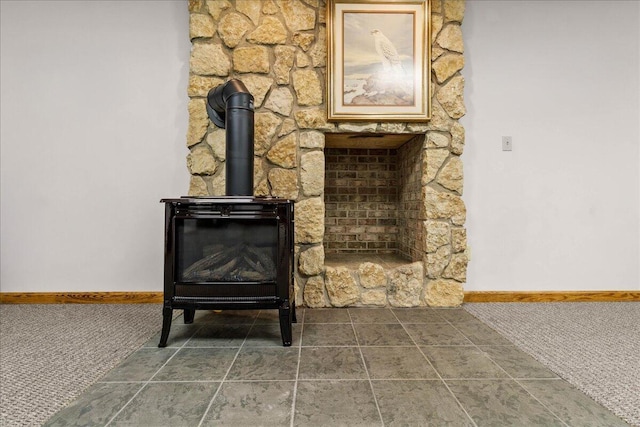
[206,79,255,196]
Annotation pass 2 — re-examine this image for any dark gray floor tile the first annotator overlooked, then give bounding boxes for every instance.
[433,308,479,323]
[480,346,558,378]
[298,347,367,379]
[348,308,398,323]
[421,346,509,379]
[254,309,282,324]
[152,348,238,381]
[294,380,382,426]
[201,381,294,426]
[520,379,628,427]
[44,383,142,427]
[193,309,258,324]
[186,324,251,347]
[244,323,301,347]
[404,323,473,345]
[360,346,438,379]
[303,307,350,323]
[372,380,473,426]
[354,323,413,346]
[143,324,200,348]
[392,307,447,323]
[302,323,357,346]
[100,348,177,382]
[454,321,514,345]
[447,379,564,426]
[109,382,218,427]
[226,347,299,380]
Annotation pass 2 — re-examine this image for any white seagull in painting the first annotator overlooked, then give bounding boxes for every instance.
[370,29,404,74]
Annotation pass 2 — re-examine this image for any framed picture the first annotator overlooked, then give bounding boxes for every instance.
[327,0,431,122]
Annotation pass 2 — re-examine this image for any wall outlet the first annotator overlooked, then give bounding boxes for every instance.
[502,136,513,151]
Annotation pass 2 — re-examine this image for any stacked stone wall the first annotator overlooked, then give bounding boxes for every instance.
[185,0,468,307]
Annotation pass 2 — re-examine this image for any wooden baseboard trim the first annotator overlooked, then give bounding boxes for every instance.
[0,292,164,304]
[464,291,640,303]
[2,291,638,304]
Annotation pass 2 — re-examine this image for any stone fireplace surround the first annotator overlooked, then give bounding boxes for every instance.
[186,0,467,307]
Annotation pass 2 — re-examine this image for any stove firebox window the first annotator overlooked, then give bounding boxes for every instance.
[176,218,278,283]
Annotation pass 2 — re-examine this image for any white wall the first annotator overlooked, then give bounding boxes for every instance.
[462,1,640,291]
[2,1,638,294]
[0,1,190,292]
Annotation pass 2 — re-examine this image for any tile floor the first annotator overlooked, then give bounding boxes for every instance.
[44,307,626,426]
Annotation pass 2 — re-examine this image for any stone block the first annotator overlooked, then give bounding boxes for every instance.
[190,43,230,76]
[274,46,296,85]
[247,16,288,45]
[205,0,230,20]
[425,220,451,253]
[236,0,261,25]
[387,262,424,307]
[437,156,463,195]
[444,0,466,23]
[241,75,273,108]
[425,279,464,307]
[267,133,297,168]
[433,53,464,84]
[299,245,325,276]
[279,0,316,31]
[425,246,451,279]
[437,75,466,119]
[294,197,324,243]
[190,13,215,39]
[303,275,327,307]
[443,252,468,282]
[187,99,209,146]
[264,87,294,116]
[361,289,387,307]
[254,112,282,156]
[187,145,217,175]
[299,131,325,148]
[325,267,360,307]
[292,69,322,106]
[233,46,270,73]
[268,168,299,199]
[423,148,449,185]
[437,24,464,53]
[300,151,324,196]
[358,262,387,289]
[188,75,224,97]
[188,175,208,196]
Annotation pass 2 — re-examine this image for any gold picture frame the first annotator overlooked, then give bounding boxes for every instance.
[327,0,431,122]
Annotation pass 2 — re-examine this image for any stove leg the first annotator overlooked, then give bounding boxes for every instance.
[184,309,195,324]
[279,301,292,347]
[158,307,173,348]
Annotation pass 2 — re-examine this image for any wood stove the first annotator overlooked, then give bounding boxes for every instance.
[159,196,295,346]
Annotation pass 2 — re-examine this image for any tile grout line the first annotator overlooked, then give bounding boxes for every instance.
[104,315,203,426]
[446,317,570,427]
[196,312,258,427]
[348,309,385,427]
[289,307,305,427]
[393,309,479,427]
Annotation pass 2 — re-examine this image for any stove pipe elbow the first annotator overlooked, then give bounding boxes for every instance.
[206,79,255,197]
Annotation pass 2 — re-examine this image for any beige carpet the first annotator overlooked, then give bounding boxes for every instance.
[0,304,164,426]
[464,302,640,426]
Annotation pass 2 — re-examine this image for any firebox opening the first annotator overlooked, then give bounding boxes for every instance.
[323,134,425,267]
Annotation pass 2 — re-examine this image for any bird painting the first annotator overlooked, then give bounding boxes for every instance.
[370,29,405,75]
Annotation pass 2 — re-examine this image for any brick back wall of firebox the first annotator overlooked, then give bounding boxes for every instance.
[324,148,399,254]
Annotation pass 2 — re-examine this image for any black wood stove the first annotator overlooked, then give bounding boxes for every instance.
[159,79,295,347]
[159,196,295,346]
